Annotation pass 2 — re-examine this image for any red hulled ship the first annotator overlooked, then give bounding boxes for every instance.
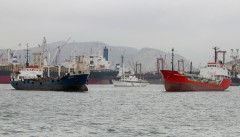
[160,48,231,91]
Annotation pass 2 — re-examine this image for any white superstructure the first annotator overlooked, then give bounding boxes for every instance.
[13,66,43,80]
[200,62,230,80]
[88,54,111,70]
[112,75,149,87]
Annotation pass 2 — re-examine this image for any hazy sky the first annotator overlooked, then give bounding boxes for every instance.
[1,0,240,65]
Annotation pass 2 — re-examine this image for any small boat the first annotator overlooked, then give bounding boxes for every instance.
[112,54,149,87]
[160,48,231,91]
[112,75,149,87]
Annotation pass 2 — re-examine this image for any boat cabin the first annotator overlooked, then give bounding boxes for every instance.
[15,66,43,79]
[199,62,230,80]
[207,62,223,68]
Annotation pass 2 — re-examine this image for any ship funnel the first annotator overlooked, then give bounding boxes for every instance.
[12,56,17,63]
[103,46,108,61]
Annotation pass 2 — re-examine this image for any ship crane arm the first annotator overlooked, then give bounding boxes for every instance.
[51,37,71,65]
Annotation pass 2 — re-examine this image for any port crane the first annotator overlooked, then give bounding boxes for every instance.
[51,37,71,66]
[0,48,15,63]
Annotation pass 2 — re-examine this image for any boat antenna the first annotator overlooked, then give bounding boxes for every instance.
[171,48,174,71]
[26,43,29,66]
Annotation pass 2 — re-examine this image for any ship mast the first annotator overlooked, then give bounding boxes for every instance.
[25,44,29,67]
[171,48,174,71]
[213,47,219,63]
[157,56,165,72]
[121,55,124,79]
[121,50,126,79]
[135,62,142,78]
[7,49,11,64]
[178,59,184,72]
[190,62,192,74]
[217,50,226,64]
[41,37,46,68]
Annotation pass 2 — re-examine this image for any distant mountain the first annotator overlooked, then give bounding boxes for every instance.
[1,41,194,73]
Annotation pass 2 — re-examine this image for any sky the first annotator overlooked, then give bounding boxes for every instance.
[1,0,240,66]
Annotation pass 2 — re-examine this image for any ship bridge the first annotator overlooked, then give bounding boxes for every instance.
[200,62,229,79]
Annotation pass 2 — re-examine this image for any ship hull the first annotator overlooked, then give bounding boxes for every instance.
[88,70,119,84]
[160,70,231,91]
[11,74,89,91]
[230,77,240,86]
[135,73,163,84]
[0,70,11,84]
[112,80,148,87]
[0,76,10,84]
[145,79,162,84]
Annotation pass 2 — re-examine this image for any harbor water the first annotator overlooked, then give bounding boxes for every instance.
[0,84,240,137]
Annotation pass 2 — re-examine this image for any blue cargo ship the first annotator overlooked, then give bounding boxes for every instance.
[10,66,89,91]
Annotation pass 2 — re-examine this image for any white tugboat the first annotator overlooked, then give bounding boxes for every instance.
[112,55,149,87]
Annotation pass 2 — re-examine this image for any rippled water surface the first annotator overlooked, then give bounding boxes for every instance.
[1,84,240,137]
